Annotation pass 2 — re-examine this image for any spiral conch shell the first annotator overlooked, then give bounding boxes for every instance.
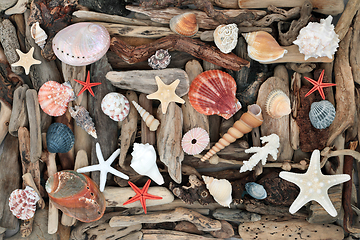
[170,12,198,37]
[31,22,47,49]
[214,24,238,54]
[132,100,160,131]
[265,90,291,119]
[202,176,232,207]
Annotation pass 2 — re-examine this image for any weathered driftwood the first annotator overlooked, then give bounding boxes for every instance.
[320,147,360,168]
[20,218,34,238]
[212,208,261,223]
[62,64,86,105]
[175,221,204,235]
[8,14,26,56]
[335,0,360,41]
[142,229,218,240]
[22,173,44,209]
[209,220,234,239]
[351,12,360,85]
[87,223,142,240]
[110,35,249,71]
[9,84,28,137]
[26,89,42,163]
[286,63,316,73]
[0,0,17,11]
[0,100,12,145]
[289,72,300,150]
[110,207,221,232]
[139,93,156,145]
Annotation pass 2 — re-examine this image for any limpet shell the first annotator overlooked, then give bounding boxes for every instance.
[101,92,130,122]
[245,182,267,200]
[309,100,335,129]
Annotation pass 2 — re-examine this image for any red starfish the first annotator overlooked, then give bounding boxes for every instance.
[123,179,162,214]
[74,71,101,97]
[304,69,336,100]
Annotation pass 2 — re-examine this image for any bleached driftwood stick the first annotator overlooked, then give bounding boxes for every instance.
[142,229,217,240]
[0,99,12,145]
[335,0,360,41]
[9,84,28,137]
[26,89,42,163]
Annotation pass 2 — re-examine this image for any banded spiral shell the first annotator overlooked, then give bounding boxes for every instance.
[189,70,242,120]
[46,123,75,153]
[265,89,291,119]
[101,93,130,122]
[170,12,198,37]
[52,22,110,66]
[309,100,335,129]
[31,22,47,49]
[9,186,40,220]
[69,105,97,138]
[202,176,232,207]
[214,24,238,54]
[132,100,160,131]
[181,127,210,155]
[245,182,267,200]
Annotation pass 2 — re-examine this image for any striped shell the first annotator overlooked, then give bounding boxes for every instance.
[170,12,198,37]
[309,100,336,129]
[214,24,238,54]
[38,81,75,117]
[9,186,40,220]
[31,22,47,49]
[101,93,130,122]
[181,127,209,155]
[69,105,97,138]
[202,176,232,208]
[189,70,241,120]
[265,90,291,119]
[46,123,75,153]
[52,22,110,66]
[245,182,267,200]
[132,101,160,131]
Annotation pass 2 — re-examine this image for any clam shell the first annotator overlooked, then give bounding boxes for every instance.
[265,89,291,119]
[214,24,238,54]
[38,81,75,117]
[46,123,75,153]
[101,92,130,122]
[181,127,209,155]
[8,186,40,220]
[309,100,336,129]
[243,31,287,63]
[202,175,232,207]
[69,105,97,138]
[189,70,242,120]
[170,12,198,37]
[31,22,47,49]
[148,49,171,70]
[52,22,110,66]
[245,182,267,200]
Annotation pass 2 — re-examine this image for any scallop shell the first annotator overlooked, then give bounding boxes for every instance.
[46,170,106,222]
[31,22,47,49]
[148,49,171,70]
[309,100,336,129]
[38,81,75,117]
[214,24,238,54]
[46,123,75,153]
[132,100,160,131]
[243,31,287,63]
[181,127,209,155]
[245,182,267,200]
[170,12,198,37]
[8,186,40,220]
[188,70,242,120]
[69,105,97,138]
[265,90,291,119]
[101,92,130,122]
[202,176,232,207]
[52,22,110,66]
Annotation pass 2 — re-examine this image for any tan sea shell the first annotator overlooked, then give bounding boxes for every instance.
[31,22,47,49]
[132,100,160,131]
[265,90,291,119]
[214,24,238,54]
[202,176,232,208]
[243,31,287,63]
[170,12,198,37]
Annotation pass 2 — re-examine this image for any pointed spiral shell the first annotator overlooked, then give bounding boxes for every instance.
[132,100,160,131]
[31,22,47,49]
[69,105,97,138]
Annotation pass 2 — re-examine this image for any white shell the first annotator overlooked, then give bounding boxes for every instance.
[214,24,238,54]
[202,175,232,207]
[309,100,336,129]
[8,186,40,220]
[132,100,160,131]
[101,93,130,122]
[130,143,164,185]
[31,22,47,49]
[293,16,339,60]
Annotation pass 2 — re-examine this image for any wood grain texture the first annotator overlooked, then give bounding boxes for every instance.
[9,84,28,137]
[139,93,156,145]
[26,89,42,163]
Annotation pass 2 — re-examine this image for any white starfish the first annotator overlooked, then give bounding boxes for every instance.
[77,143,129,192]
[11,47,41,75]
[279,149,350,217]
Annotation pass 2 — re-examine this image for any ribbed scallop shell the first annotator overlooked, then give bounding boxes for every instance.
[181,127,209,155]
[31,22,47,49]
[9,186,40,220]
[132,100,160,131]
[309,100,336,129]
[245,182,267,200]
[202,176,232,208]
[46,123,75,153]
[189,70,242,120]
[265,90,291,119]
[38,81,75,117]
[148,49,171,70]
[170,12,198,37]
[101,93,130,122]
[52,22,110,66]
[214,24,238,54]
[243,31,287,63]
[69,105,97,138]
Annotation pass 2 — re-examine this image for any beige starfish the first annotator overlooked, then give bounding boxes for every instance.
[147,76,185,114]
[11,47,41,75]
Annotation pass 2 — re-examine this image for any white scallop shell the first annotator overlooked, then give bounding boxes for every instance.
[214,24,238,54]
[202,175,232,207]
[9,186,40,220]
[309,100,336,129]
[101,92,130,122]
[52,22,110,66]
[31,22,47,49]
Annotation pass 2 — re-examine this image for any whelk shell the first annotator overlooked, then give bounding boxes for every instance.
[309,100,336,129]
[101,92,130,122]
[265,89,291,119]
[9,186,40,220]
[31,22,47,49]
[181,127,209,155]
[214,24,238,54]
[170,12,198,37]
[69,105,97,138]
[202,176,232,208]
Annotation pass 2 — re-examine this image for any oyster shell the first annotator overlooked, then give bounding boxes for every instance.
[214,24,238,54]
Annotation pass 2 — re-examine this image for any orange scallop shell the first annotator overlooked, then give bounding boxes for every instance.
[188,70,242,120]
[170,12,198,37]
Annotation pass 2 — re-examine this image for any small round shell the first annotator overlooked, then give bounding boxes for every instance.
[148,49,171,70]
[214,24,238,54]
[309,100,335,129]
[202,176,232,207]
[170,12,198,37]
[245,182,267,200]
[31,22,47,49]
[46,123,75,153]
[101,93,130,122]
[181,127,209,155]
[265,89,291,119]
[9,186,40,220]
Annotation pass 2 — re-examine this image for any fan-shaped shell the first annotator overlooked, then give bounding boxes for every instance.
[202,176,232,207]
[265,89,291,119]
[38,81,75,117]
[309,100,336,129]
[8,186,40,220]
[148,49,171,70]
[101,92,130,122]
[214,24,238,54]
[46,170,106,223]
[243,31,287,63]
[181,127,209,155]
[52,22,110,66]
[170,12,198,37]
[31,22,47,49]
[46,123,75,153]
[189,70,242,120]
[245,182,267,200]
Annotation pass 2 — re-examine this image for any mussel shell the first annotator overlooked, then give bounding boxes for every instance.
[309,100,336,129]
[245,182,267,200]
[46,170,106,223]
[46,123,75,153]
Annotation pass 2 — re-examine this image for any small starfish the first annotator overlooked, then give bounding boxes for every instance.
[147,76,185,114]
[123,179,162,214]
[74,71,102,97]
[279,149,350,217]
[304,69,336,100]
[11,47,41,75]
[77,142,128,192]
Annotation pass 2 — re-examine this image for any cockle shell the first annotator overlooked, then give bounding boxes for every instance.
[38,81,75,117]
[9,186,40,220]
[265,89,291,119]
[309,100,336,129]
[181,127,209,155]
[170,12,198,37]
[243,31,287,63]
[31,22,47,49]
[202,176,232,207]
[69,105,97,138]
[52,22,110,66]
[132,100,160,131]
[245,182,267,200]
[46,170,106,223]
[214,24,238,54]
[189,70,242,120]
[293,16,339,60]
[101,92,130,122]
[148,49,171,70]
[130,143,164,185]
[46,123,75,153]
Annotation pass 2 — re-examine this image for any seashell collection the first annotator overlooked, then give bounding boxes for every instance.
[213,23,238,54]
[8,186,40,220]
[169,12,198,37]
[309,100,336,129]
[101,92,130,122]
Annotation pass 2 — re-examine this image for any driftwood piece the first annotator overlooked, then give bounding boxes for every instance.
[0,100,12,145]
[286,63,316,73]
[110,35,249,71]
[142,229,218,240]
[26,89,42,163]
[351,12,360,85]
[147,199,221,212]
[175,221,204,235]
[22,173,44,209]
[290,73,301,150]
[212,208,261,223]
[20,218,34,238]
[139,93,156,145]
[209,220,234,239]
[110,207,221,231]
[62,64,86,105]
[9,84,28,137]
[0,0,17,11]
[249,6,301,28]
[157,102,183,183]
[335,0,360,41]
[87,224,142,240]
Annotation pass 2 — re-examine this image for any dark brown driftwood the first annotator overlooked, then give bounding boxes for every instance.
[209,220,234,239]
[139,93,156,145]
[9,84,28,137]
[110,35,249,71]
[250,5,301,27]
